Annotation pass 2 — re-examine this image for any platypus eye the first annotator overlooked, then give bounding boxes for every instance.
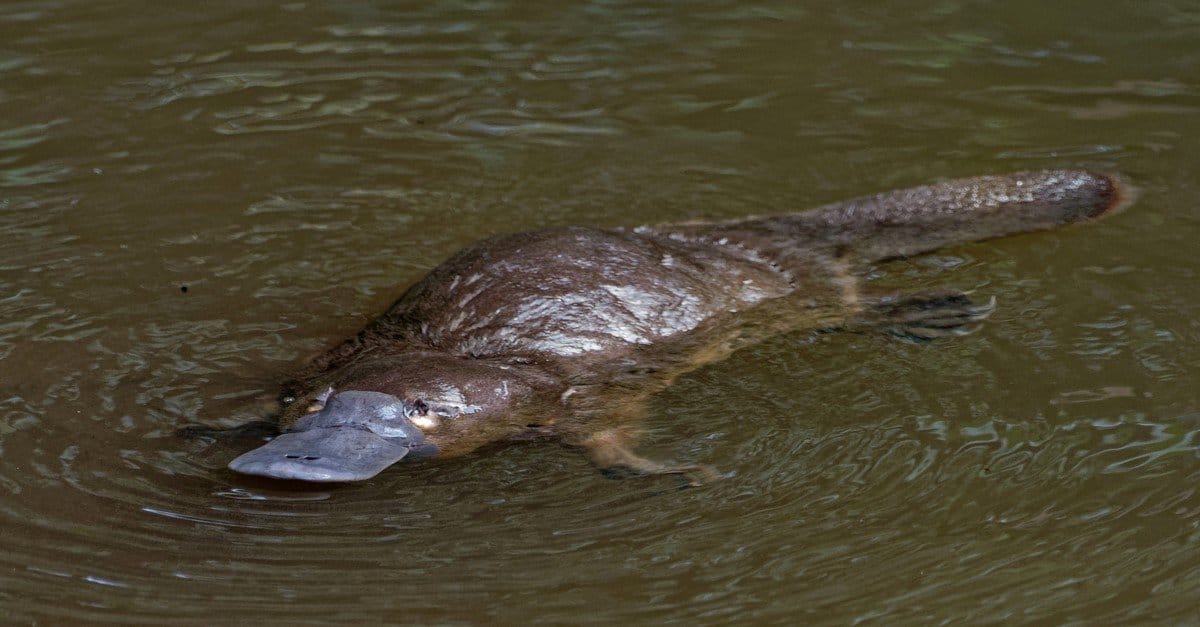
[403,399,440,430]
[403,399,429,418]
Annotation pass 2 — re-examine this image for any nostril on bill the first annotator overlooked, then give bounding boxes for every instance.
[283,454,322,460]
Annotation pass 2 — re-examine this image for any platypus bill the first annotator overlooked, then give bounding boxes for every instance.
[225,170,1132,483]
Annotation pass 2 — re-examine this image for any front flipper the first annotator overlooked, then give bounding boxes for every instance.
[866,289,996,341]
[582,427,719,487]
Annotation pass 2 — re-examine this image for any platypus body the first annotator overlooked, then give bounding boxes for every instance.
[227,171,1131,482]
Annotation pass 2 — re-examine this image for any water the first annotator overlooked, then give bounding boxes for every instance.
[2,0,1199,623]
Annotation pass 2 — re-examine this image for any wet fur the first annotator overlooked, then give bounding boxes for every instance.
[258,170,1130,477]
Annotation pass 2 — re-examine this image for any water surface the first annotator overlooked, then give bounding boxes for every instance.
[2,0,1199,623]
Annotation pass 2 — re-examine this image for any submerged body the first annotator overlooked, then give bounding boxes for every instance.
[228,170,1131,482]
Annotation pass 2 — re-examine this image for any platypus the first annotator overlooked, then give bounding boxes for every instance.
[226,170,1132,482]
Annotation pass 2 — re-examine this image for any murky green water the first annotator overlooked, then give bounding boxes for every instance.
[2,0,1198,623]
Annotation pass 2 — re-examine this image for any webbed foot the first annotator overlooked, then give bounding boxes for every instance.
[869,289,996,341]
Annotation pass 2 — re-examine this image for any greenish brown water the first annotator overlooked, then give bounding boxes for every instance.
[2,1,1199,623]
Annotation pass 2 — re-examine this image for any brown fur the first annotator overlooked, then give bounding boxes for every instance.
[265,170,1130,476]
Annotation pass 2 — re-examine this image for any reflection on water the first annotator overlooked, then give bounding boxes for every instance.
[2,0,1199,622]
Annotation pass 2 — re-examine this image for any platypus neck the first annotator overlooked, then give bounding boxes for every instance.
[279,351,563,429]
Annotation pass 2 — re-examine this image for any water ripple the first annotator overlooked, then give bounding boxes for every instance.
[2,0,1200,623]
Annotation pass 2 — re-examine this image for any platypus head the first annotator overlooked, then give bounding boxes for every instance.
[228,354,550,482]
[227,390,437,482]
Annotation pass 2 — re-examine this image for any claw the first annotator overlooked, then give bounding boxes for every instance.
[966,295,998,318]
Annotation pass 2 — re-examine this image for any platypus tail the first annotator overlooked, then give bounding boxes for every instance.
[716,170,1134,262]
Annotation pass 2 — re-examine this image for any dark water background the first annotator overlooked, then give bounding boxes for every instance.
[2,0,1199,623]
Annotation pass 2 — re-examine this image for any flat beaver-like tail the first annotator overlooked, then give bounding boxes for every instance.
[721,170,1133,263]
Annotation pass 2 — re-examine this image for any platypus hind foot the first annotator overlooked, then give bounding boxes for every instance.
[867,289,997,342]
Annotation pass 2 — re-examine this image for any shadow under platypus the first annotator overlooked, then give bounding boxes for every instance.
[221,170,1132,483]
